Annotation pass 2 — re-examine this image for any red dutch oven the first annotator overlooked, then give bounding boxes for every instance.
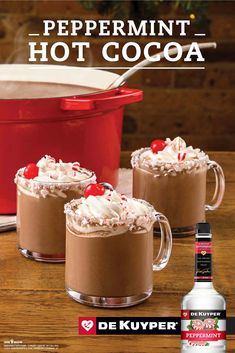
[0,65,143,214]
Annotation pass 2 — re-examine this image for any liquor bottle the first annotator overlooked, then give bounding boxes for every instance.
[181,223,226,352]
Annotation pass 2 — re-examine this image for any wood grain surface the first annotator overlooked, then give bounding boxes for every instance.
[0,152,234,353]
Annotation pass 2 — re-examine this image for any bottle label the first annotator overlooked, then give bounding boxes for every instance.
[195,241,212,282]
[181,310,226,347]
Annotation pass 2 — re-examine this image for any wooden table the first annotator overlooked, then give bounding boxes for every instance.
[0,152,234,352]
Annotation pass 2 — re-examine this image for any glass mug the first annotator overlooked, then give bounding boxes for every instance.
[15,171,96,262]
[65,211,172,308]
[133,158,225,236]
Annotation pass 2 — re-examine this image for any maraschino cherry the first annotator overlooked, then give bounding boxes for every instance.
[84,183,105,198]
[150,139,166,154]
[23,163,39,179]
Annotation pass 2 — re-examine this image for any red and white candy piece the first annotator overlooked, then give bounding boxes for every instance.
[72,162,80,172]
[47,156,55,163]
[84,183,105,198]
[150,139,166,154]
[23,163,39,179]
[178,152,186,161]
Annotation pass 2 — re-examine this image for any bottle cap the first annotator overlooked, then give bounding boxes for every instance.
[196,222,211,234]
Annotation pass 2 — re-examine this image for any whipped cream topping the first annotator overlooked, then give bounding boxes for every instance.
[15,155,96,198]
[65,190,157,235]
[35,155,92,183]
[131,137,209,175]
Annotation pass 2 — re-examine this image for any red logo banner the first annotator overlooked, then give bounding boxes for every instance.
[181,330,226,341]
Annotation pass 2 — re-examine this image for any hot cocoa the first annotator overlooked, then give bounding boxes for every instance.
[65,185,172,307]
[132,137,225,236]
[15,155,96,262]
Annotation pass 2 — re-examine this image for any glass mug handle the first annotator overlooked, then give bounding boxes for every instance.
[205,160,225,211]
[153,212,172,271]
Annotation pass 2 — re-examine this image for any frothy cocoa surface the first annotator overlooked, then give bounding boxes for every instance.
[0,80,99,99]
[65,227,153,297]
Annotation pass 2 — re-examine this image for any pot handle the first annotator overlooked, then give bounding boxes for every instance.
[60,88,143,111]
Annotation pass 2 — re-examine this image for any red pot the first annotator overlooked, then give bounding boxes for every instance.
[0,65,143,214]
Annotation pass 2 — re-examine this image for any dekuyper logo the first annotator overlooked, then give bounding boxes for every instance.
[78,317,180,335]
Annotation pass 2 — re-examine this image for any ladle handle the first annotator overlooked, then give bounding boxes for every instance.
[108,42,217,89]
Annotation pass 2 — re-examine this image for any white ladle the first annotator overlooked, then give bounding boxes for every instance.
[108,42,216,89]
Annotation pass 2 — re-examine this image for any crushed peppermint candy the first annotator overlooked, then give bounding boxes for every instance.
[15,155,96,198]
[131,136,209,176]
[65,189,157,233]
